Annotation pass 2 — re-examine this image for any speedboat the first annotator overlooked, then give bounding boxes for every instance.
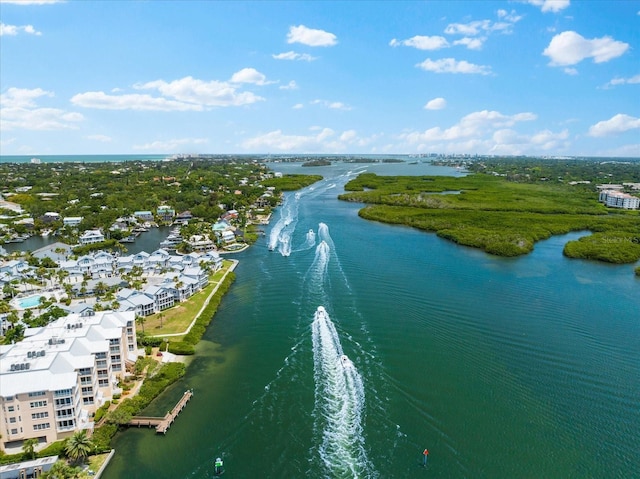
[340,354,352,368]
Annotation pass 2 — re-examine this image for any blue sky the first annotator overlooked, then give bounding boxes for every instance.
[1,0,638,157]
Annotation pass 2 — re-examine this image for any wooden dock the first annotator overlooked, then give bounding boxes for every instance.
[128,389,193,434]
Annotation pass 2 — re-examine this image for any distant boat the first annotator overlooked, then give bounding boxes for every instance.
[213,457,224,476]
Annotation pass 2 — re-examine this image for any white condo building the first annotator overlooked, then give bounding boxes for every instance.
[0,311,137,451]
[598,190,640,210]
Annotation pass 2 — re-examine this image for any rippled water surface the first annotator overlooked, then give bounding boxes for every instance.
[104,162,640,478]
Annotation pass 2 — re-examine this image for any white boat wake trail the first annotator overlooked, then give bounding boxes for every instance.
[267,192,299,256]
[308,239,375,478]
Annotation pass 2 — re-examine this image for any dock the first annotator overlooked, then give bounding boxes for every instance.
[128,389,193,434]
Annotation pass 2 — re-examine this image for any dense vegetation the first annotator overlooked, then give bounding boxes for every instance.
[339,172,640,265]
[466,157,640,184]
[261,174,323,191]
[0,158,279,240]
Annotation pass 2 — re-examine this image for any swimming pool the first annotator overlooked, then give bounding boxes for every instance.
[16,294,45,309]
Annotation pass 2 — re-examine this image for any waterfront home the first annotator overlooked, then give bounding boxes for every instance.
[182,266,209,289]
[0,311,137,450]
[118,292,155,317]
[133,211,154,221]
[142,285,175,311]
[78,229,105,245]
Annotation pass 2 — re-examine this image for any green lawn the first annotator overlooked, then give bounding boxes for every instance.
[137,260,234,336]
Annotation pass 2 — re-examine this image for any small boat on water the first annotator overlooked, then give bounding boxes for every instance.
[213,457,224,476]
[340,354,352,369]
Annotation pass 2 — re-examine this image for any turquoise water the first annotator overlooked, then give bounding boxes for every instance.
[17,295,44,309]
[97,162,639,478]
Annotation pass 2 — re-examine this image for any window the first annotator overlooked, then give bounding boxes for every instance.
[57,419,75,429]
[32,412,49,419]
[81,387,93,396]
[34,423,50,430]
[28,391,46,398]
[95,352,107,359]
[54,397,72,407]
[30,400,47,408]
[9,417,16,423]
[54,389,72,397]
[98,379,109,387]
[56,408,74,419]
[7,406,15,412]
[78,368,92,376]
[82,397,94,405]
[10,428,17,435]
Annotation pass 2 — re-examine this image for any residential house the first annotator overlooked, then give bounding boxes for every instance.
[78,229,105,245]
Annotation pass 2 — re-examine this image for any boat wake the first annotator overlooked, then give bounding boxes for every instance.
[311,306,374,478]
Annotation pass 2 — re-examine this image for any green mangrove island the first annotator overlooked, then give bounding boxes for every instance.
[339,170,640,268]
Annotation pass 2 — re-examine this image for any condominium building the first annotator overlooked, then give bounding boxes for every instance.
[598,190,640,210]
[0,311,137,451]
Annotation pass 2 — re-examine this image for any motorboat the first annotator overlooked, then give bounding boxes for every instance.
[340,354,352,369]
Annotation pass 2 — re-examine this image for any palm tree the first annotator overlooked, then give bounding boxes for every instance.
[64,430,93,465]
[42,460,80,479]
[22,437,39,460]
[136,315,146,334]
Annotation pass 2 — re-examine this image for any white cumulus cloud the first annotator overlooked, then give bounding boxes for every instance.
[424,97,447,110]
[526,0,570,13]
[287,25,337,47]
[272,51,317,61]
[123,76,264,108]
[242,127,376,152]
[0,22,41,36]
[588,114,640,137]
[389,35,449,50]
[416,58,492,75]
[71,91,203,111]
[543,31,629,66]
[604,74,640,88]
[1,87,83,130]
[310,99,352,111]
[279,80,298,90]
[400,109,536,144]
[453,37,485,50]
[230,68,272,85]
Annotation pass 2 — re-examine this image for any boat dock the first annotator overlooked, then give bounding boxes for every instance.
[128,389,193,434]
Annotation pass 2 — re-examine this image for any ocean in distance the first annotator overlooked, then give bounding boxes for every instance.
[92,161,639,479]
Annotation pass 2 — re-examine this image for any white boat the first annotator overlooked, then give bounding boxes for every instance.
[340,354,352,369]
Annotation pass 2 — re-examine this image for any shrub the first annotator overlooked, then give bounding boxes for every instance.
[37,440,66,458]
[145,345,152,356]
[168,341,195,355]
[91,424,118,453]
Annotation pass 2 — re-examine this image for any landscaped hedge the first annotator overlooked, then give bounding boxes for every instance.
[182,272,235,346]
[168,341,195,355]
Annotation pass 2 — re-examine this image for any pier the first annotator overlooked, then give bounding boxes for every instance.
[128,389,193,434]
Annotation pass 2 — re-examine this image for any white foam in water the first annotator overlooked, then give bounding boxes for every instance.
[312,306,373,477]
[268,192,299,255]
